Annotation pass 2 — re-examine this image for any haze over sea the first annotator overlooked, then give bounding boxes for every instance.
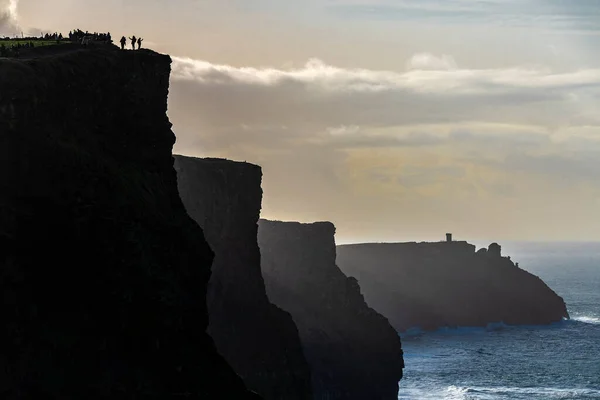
[397,242,600,400]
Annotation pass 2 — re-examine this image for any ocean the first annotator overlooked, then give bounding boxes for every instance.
[397,242,600,400]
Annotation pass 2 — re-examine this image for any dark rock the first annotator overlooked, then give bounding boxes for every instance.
[258,220,404,400]
[488,242,502,257]
[174,156,313,400]
[336,241,570,332]
[0,45,259,398]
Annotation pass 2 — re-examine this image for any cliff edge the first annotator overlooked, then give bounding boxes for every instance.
[0,45,259,398]
[258,220,404,400]
[336,241,569,332]
[174,155,313,400]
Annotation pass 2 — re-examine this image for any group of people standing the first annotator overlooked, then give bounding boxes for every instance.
[120,35,143,50]
[69,30,111,44]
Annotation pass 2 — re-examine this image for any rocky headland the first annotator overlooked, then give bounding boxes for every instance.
[336,241,570,332]
[0,44,260,398]
[174,156,312,400]
[258,220,405,400]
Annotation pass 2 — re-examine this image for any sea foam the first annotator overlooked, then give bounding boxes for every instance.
[399,385,600,400]
[572,315,600,325]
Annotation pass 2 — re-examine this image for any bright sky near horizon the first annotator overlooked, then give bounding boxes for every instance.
[3,0,600,243]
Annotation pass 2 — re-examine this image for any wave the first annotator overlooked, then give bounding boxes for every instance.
[399,385,600,399]
[454,385,600,398]
[572,315,600,325]
[398,385,470,400]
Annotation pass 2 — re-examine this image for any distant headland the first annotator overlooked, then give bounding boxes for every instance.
[337,234,570,333]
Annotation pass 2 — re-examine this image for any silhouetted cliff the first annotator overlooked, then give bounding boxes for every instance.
[174,156,312,400]
[0,45,259,398]
[336,241,569,332]
[258,220,404,400]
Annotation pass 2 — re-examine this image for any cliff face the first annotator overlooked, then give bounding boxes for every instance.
[174,156,313,400]
[336,242,570,332]
[258,220,404,400]
[0,45,259,398]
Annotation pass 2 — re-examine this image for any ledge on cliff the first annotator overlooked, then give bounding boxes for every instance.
[0,45,259,398]
[336,241,569,332]
[258,219,404,400]
[174,155,313,400]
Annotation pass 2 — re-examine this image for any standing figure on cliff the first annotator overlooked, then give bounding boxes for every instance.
[137,37,143,50]
[129,36,137,50]
[120,36,126,50]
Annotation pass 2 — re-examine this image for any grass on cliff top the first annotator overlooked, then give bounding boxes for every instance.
[0,40,66,48]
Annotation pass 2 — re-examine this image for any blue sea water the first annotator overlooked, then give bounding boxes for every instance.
[397,242,600,399]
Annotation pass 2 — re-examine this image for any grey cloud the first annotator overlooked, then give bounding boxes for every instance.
[326,0,600,33]
[463,147,600,186]
[330,131,448,149]
[447,129,548,147]
[167,54,600,233]
[172,57,600,92]
[0,12,15,34]
[321,128,550,151]
[169,57,600,135]
[483,181,516,197]
[0,0,19,35]
[503,152,600,182]
[167,55,600,204]
[166,54,600,241]
[326,1,493,22]
[396,165,466,188]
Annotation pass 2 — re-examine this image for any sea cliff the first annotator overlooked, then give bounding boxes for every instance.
[174,156,312,400]
[258,220,404,400]
[336,241,569,332]
[0,44,259,398]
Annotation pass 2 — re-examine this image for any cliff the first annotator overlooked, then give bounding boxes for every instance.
[258,220,404,400]
[174,156,312,400]
[336,242,570,332]
[0,44,259,398]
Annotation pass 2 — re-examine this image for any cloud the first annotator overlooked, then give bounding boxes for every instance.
[0,0,19,35]
[406,53,457,70]
[167,54,600,241]
[328,125,360,136]
[169,55,600,134]
[396,164,465,188]
[168,54,600,152]
[326,0,600,34]
[172,55,600,94]
[483,151,600,184]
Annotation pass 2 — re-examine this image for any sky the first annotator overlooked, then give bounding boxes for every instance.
[4,0,600,243]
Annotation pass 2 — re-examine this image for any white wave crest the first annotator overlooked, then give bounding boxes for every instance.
[467,385,600,397]
[573,315,600,325]
[446,385,469,399]
[399,385,600,399]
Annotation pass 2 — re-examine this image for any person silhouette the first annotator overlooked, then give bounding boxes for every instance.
[137,37,143,50]
[120,36,126,50]
[129,36,137,50]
